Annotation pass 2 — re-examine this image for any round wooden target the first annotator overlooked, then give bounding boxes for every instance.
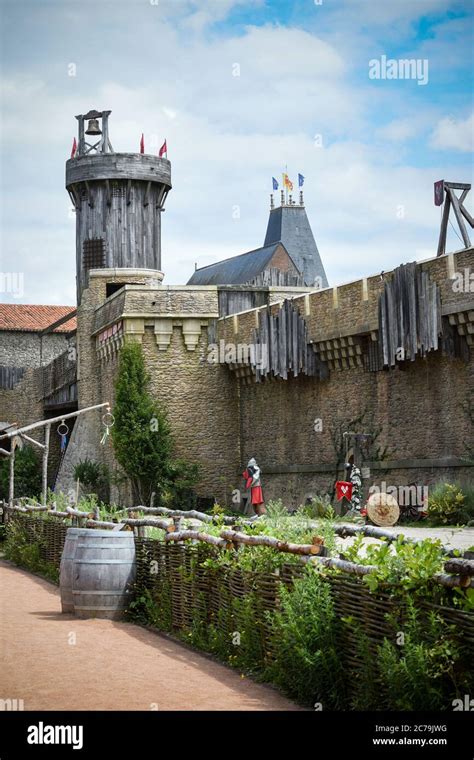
[366,492,400,527]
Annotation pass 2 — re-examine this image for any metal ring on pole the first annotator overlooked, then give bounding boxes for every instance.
[57,422,69,437]
[102,412,115,428]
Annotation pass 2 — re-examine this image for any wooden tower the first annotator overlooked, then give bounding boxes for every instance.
[66,109,172,304]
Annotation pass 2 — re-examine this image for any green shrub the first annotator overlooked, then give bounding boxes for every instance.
[427,482,473,525]
[377,604,461,710]
[0,445,42,501]
[112,342,199,506]
[298,494,334,520]
[343,534,445,596]
[73,458,110,501]
[267,568,348,708]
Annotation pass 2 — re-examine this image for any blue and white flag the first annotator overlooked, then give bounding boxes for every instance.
[298,173,305,187]
[272,177,279,191]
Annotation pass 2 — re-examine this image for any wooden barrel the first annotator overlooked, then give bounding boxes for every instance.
[59,528,89,613]
[72,530,136,620]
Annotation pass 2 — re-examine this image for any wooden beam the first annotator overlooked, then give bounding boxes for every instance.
[0,402,109,441]
[19,433,45,450]
[143,180,151,207]
[39,309,77,337]
[85,180,94,208]
[8,438,16,507]
[41,425,50,506]
[105,179,112,207]
[449,188,471,248]
[444,558,474,576]
[444,182,471,190]
[437,193,451,256]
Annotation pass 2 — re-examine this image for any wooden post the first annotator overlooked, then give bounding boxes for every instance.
[172,515,183,532]
[437,193,450,256]
[8,438,16,507]
[42,424,51,507]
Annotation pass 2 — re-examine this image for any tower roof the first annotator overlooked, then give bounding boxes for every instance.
[264,202,328,288]
[187,243,298,285]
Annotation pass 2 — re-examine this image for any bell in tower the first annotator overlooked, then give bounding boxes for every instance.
[85,118,102,136]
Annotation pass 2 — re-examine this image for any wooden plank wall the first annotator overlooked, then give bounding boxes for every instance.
[378,262,442,367]
[251,300,328,382]
[0,366,25,390]
[36,350,77,401]
[218,289,268,317]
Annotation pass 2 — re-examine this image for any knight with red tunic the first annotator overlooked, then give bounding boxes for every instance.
[242,457,265,515]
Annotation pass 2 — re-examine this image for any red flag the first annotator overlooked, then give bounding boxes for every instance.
[335,481,353,502]
[434,180,444,206]
[159,139,167,158]
[70,137,77,159]
[140,133,145,154]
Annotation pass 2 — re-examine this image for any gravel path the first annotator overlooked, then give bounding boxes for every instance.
[0,561,299,711]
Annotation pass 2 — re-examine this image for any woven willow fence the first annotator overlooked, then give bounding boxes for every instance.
[4,511,474,671]
[134,538,474,664]
[7,512,69,569]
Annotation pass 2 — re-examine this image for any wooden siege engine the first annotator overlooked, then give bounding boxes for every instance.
[66,109,172,304]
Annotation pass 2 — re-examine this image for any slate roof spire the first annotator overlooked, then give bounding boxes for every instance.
[264,189,328,288]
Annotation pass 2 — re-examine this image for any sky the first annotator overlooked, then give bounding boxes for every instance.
[0,0,473,305]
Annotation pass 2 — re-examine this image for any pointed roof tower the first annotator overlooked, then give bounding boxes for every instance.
[264,190,328,288]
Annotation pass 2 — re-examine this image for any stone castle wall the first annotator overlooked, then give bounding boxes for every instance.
[217,249,474,506]
[58,249,473,509]
[0,331,72,490]
[58,270,240,505]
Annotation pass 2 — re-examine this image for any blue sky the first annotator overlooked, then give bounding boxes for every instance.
[0,0,473,304]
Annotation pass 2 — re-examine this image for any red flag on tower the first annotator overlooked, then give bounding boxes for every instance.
[159,139,167,158]
[70,137,77,159]
[140,134,145,154]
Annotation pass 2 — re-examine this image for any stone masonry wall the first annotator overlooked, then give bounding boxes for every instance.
[218,249,474,507]
[0,330,71,492]
[0,330,70,435]
[58,271,240,505]
[238,354,473,507]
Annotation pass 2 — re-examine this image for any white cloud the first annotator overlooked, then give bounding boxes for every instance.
[375,118,422,142]
[0,1,472,305]
[430,113,474,152]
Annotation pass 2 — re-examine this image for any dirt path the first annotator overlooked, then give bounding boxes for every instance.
[0,561,299,711]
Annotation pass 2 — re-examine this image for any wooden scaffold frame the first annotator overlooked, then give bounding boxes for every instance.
[0,403,110,507]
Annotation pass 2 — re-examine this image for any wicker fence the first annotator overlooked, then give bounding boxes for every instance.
[7,512,69,569]
[134,538,474,663]
[4,510,474,670]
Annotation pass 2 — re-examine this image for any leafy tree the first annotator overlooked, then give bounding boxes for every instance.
[111,341,198,505]
[0,445,42,501]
